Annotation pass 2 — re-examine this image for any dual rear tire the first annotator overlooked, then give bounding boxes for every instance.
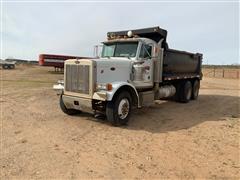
[2,64,15,69]
[191,80,200,100]
[176,79,200,103]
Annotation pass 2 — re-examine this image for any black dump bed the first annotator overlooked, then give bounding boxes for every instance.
[163,49,203,80]
[107,26,202,80]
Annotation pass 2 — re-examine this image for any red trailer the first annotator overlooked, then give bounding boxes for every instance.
[39,54,92,69]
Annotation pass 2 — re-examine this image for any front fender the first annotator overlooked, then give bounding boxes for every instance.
[107,82,138,101]
[93,82,140,107]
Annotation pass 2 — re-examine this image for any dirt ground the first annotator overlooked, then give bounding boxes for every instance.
[1,65,239,179]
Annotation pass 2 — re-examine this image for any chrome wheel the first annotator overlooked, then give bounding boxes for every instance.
[118,98,130,119]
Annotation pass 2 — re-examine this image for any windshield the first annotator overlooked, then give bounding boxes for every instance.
[102,42,138,58]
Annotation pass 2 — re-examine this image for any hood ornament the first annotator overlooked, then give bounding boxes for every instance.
[75,59,80,64]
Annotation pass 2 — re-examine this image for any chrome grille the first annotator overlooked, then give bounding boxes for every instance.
[65,64,90,94]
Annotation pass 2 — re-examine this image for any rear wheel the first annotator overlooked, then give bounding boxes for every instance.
[106,91,132,126]
[179,80,192,103]
[2,65,8,69]
[191,79,200,100]
[9,65,15,69]
[59,95,80,115]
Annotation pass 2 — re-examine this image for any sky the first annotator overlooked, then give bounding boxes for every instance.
[1,1,239,65]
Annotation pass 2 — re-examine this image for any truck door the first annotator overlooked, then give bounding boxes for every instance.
[139,43,153,84]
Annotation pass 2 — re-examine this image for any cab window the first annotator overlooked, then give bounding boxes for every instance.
[139,44,152,59]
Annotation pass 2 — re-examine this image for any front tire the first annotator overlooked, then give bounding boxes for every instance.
[59,95,80,115]
[106,91,132,126]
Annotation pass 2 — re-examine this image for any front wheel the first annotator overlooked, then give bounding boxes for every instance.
[106,91,132,126]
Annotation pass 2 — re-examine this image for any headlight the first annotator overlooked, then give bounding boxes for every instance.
[96,83,112,91]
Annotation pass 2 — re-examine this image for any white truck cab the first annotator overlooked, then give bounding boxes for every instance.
[59,27,202,126]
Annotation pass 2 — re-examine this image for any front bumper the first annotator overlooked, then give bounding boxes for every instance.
[62,95,93,113]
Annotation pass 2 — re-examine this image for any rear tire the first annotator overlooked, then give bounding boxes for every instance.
[191,80,200,100]
[179,80,192,103]
[60,95,80,115]
[2,65,8,69]
[106,91,132,126]
[9,65,15,69]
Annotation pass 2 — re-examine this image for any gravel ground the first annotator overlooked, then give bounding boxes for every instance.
[1,65,239,179]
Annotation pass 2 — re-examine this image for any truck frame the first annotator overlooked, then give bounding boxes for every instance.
[59,26,202,126]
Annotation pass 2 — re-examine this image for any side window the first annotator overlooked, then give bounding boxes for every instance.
[102,44,115,57]
[139,44,152,59]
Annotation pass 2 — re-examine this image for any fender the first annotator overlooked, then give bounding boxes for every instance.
[93,81,140,107]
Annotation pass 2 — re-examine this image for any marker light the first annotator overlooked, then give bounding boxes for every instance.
[127,30,133,37]
[97,83,112,91]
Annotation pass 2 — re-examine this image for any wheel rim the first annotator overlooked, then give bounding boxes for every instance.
[118,98,130,119]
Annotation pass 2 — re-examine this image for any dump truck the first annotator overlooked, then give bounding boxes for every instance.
[59,26,202,126]
[0,60,16,69]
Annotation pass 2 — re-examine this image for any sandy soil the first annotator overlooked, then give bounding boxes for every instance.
[1,65,239,179]
[202,68,240,79]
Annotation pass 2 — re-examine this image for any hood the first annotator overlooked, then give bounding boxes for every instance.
[94,58,132,83]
